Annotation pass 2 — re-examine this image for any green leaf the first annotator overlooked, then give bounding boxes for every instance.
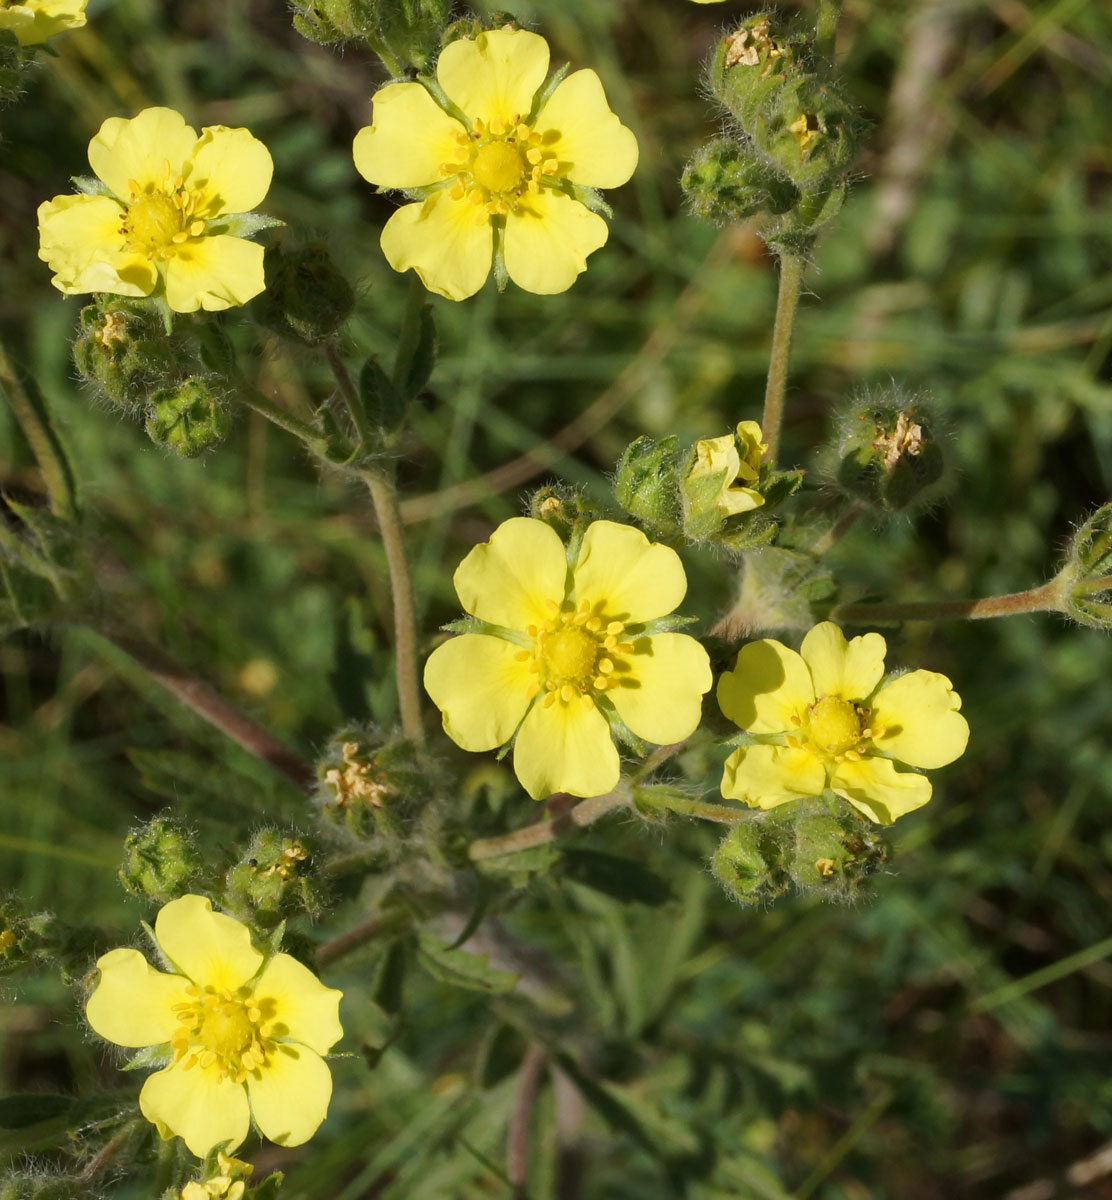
[414,931,518,994]
[400,305,437,399]
[359,356,405,431]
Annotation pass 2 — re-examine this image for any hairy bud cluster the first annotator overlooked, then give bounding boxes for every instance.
[1062,502,1112,629]
[0,32,25,106]
[292,0,451,72]
[0,1173,95,1200]
[118,817,204,903]
[223,829,323,928]
[710,797,887,906]
[254,243,354,345]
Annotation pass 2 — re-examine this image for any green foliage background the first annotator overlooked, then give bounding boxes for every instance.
[3,0,1112,1195]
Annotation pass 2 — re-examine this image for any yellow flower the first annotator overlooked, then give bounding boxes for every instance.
[37,107,274,313]
[424,518,712,799]
[180,1152,252,1200]
[0,0,86,45]
[717,622,968,823]
[690,420,768,517]
[85,894,342,1157]
[352,28,638,301]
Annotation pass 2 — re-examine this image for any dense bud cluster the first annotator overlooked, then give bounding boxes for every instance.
[118,817,204,903]
[222,829,323,927]
[292,0,451,71]
[254,243,354,345]
[146,377,232,457]
[1062,502,1112,629]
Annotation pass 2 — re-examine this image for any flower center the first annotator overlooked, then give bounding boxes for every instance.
[439,115,560,224]
[517,601,637,711]
[807,696,865,756]
[119,162,206,260]
[472,141,525,193]
[171,985,275,1083]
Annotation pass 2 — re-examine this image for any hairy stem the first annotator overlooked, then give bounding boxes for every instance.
[825,575,1067,623]
[0,341,77,521]
[816,0,844,63]
[811,500,869,557]
[760,253,805,467]
[239,383,330,455]
[315,910,410,969]
[469,786,631,862]
[637,792,746,824]
[91,629,315,791]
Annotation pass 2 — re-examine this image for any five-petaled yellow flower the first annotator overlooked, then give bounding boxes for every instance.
[38,107,274,313]
[425,517,712,799]
[0,0,86,45]
[352,28,638,301]
[718,622,968,824]
[85,894,342,1157]
[689,420,767,516]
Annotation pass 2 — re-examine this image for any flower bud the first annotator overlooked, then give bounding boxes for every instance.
[787,800,887,900]
[613,435,681,534]
[1062,502,1112,629]
[318,729,426,848]
[682,421,767,540]
[290,0,379,43]
[0,1174,93,1200]
[145,377,232,457]
[73,300,182,415]
[831,398,944,512]
[682,137,799,224]
[0,901,54,976]
[710,822,787,905]
[118,817,204,903]
[222,830,323,927]
[254,244,355,345]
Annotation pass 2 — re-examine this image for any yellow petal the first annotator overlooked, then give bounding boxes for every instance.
[37,193,155,297]
[800,622,887,702]
[716,639,814,734]
[188,125,274,217]
[571,520,686,623]
[139,1060,251,1157]
[252,953,343,1056]
[829,756,932,824]
[870,670,969,768]
[735,420,767,479]
[502,188,608,295]
[85,948,191,1048]
[513,691,619,800]
[161,234,266,313]
[0,0,86,45]
[720,744,826,809]
[89,107,200,200]
[379,193,493,301]
[436,28,549,124]
[533,69,638,188]
[154,895,263,991]
[453,516,567,630]
[246,1042,332,1147]
[424,634,535,752]
[610,633,711,745]
[353,82,466,189]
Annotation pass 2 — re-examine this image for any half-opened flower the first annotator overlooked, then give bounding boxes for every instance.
[717,621,968,823]
[688,420,767,517]
[38,107,275,313]
[424,517,712,799]
[0,0,86,45]
[352,28,638,300]
[85,894,342,1157]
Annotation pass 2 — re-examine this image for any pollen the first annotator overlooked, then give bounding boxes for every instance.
[530,602,633,706]
[170,986,275,1085]
[806,696,867,757]
[120,184,202,260]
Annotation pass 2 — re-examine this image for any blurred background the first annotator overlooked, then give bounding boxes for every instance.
[2,0,1112,1195]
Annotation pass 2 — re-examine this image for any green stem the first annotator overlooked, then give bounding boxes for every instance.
[314,909,410,969]
[815,0,844,64]
[469,786,631,862]
[637,792,746,825]
[810,500,868,557]
[239,384,331,455]
[825,575,1067,624]
[0,341,77,520]
[326,339,375,449]
[760,253,805,467]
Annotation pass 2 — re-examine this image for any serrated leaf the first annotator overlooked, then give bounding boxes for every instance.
[415,931,518,994]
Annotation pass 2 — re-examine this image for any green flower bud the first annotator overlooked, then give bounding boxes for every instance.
[222,830,322,927]
[290,0,379,43]
[442,12,520,46]
[1062,502,1112,629]
[0,901,55,976]
[73,300,182,415]
[254,244,354,345]
[682,137,799,224]
[787,799,887,900]
[318,729,426,848]
[682,421,767,539]
[830,397,945,513]
[0,31,24,104]
[118,817,204,903]
[146,377,231,457]
[0,1174,94,1200]
[613,435,681,534]
[710,821,787,905]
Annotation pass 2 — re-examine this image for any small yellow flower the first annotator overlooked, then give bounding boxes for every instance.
[690,420,767,517]
[37,107,274,313]
[85,894,342,1157]
[353,28,638,301]
[424,518,712,799]
[180,1151,252,1200]
[0,0,86,45]
[717,622,968,823]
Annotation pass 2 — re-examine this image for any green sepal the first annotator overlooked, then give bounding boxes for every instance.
[206,211,285,239]
[70,175,111,196]
[525,61,569,125]
[123,1044,173,1072]
[567,183,612,219]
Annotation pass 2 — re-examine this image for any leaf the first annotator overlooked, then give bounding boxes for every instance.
[400,305,437,399]
[359,356,405,431]
[415,931,518,995]
[561,848,673,907]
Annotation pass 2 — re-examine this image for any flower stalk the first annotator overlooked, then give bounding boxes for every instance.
[824,574,1069,624]
[760,252,804,468]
